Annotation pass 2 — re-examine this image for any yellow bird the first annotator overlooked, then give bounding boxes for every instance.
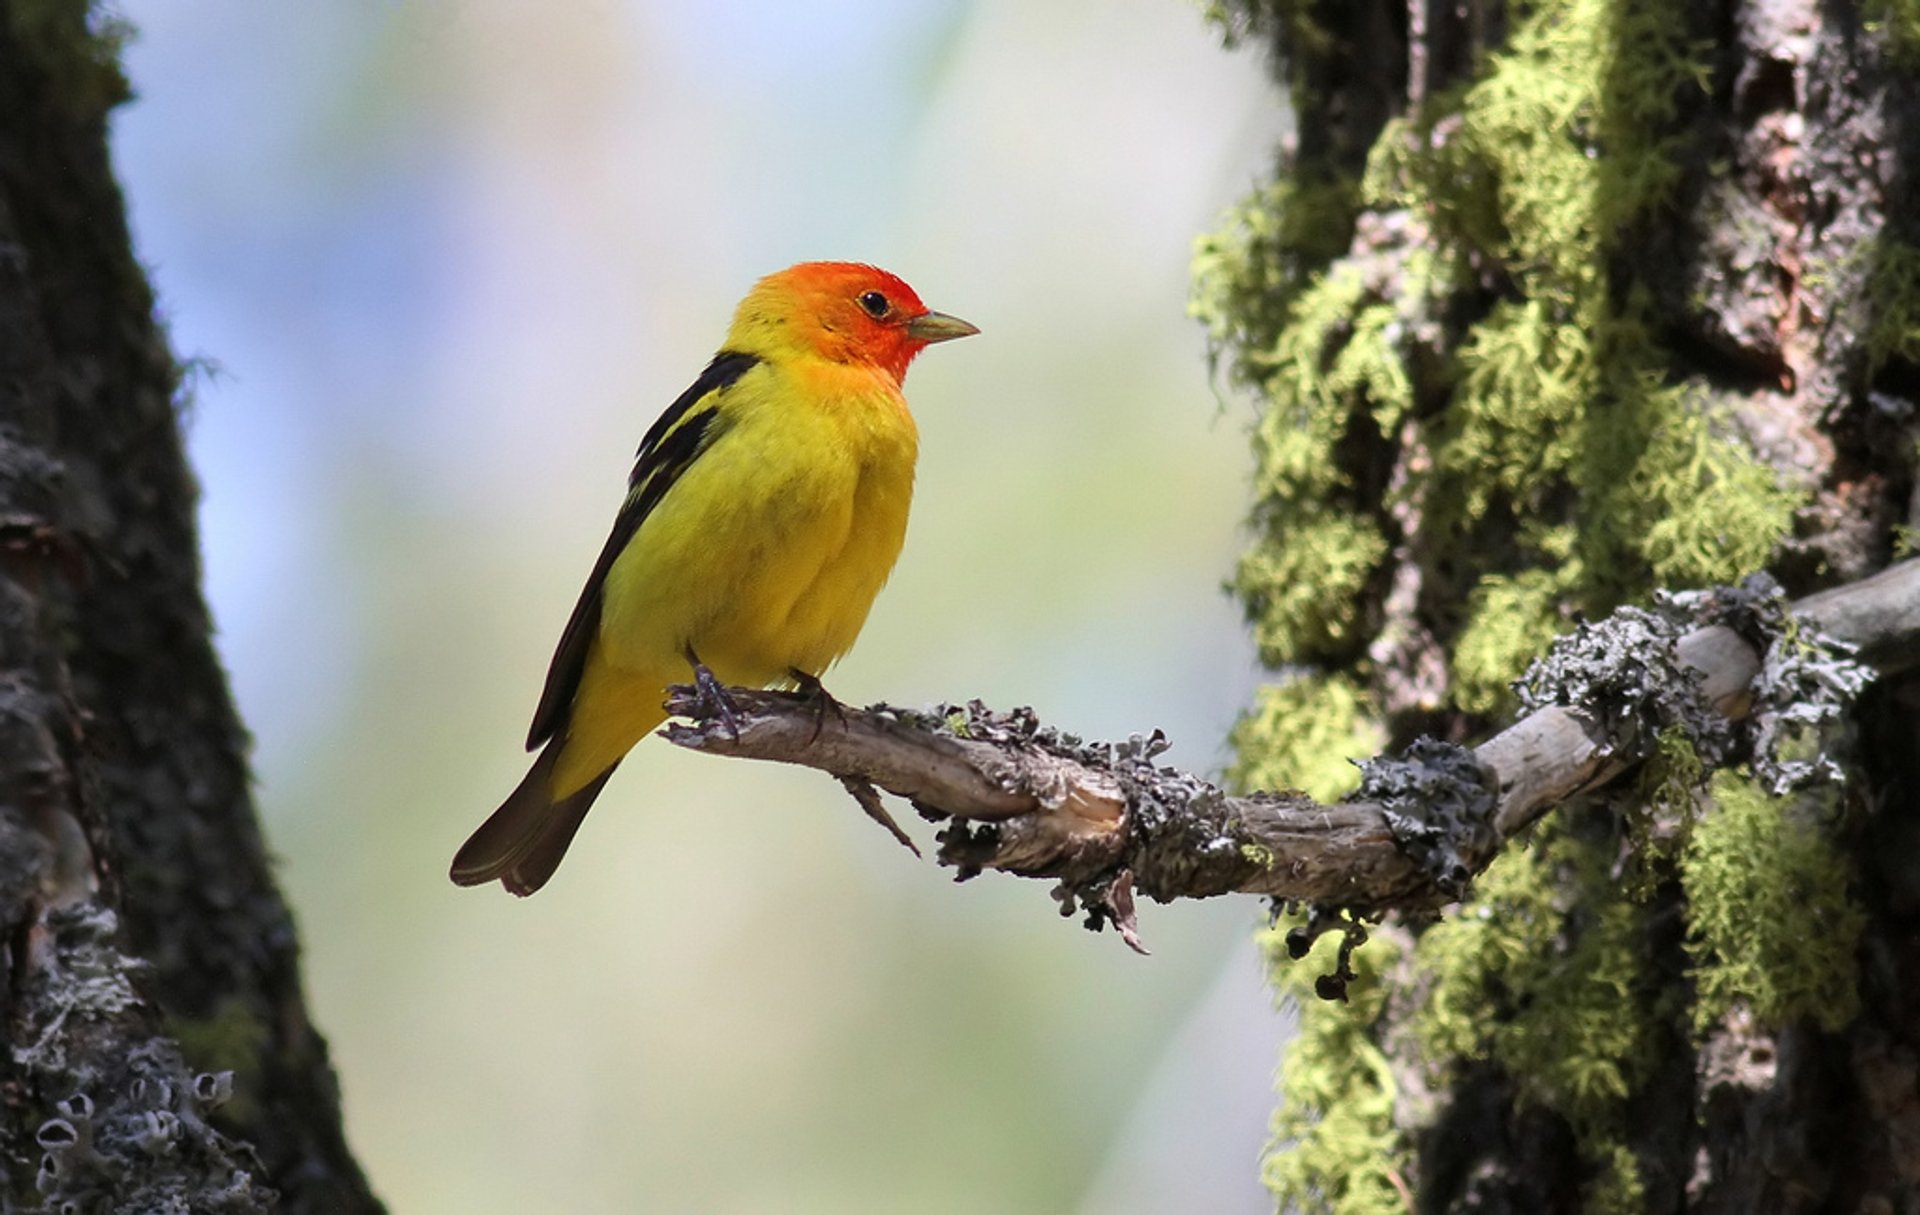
[451,262,977,895]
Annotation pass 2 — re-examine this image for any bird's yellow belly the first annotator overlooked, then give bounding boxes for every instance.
[548,368,917,798]
[597,415,914,689]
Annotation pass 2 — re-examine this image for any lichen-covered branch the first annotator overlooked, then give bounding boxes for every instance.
[664,559,1918,941]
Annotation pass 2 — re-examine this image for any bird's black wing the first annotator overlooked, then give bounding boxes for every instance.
[525,350,760,749]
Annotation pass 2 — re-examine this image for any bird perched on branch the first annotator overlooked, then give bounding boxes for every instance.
[451,261,977,895]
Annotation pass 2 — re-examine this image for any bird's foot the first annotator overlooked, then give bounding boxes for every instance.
[788,667,847,745]
[690,660,745,741]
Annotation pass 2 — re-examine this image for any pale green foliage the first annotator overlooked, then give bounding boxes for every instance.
[1332,299,1418,435]
[1459,0,1700,280]
[1683,772,1865,1032]
[1252,266,1374,505]
[1431,0,1793,599]
[1227,674,1379,802]
[1620,730,1708,899]
[1232,245,1456,664]
[1226,258,1408,664]
[1260,919,1408,1215]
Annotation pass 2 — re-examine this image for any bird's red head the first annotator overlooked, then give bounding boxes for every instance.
[732,262,978,383]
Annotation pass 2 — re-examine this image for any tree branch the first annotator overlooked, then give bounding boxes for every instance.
[662,559,1920,942]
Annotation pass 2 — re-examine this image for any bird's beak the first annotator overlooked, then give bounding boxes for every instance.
[905,310,980,344]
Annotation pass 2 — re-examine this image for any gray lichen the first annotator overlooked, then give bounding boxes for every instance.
[1356,738,1497,899]
[11,903,271,1212]
[1514,602,1733,768]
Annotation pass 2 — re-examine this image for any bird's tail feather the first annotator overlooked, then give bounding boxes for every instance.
[450,741,617,896]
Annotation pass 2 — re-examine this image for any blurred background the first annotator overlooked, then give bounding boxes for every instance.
[112,1,1290,1211]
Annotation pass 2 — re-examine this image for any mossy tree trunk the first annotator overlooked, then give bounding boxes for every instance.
[1196,0,1920,1210]
[0,4,380,1211]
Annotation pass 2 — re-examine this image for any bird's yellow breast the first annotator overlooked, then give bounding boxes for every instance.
[596,356,918,689]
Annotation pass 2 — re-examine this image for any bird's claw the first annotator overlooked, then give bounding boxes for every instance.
[788,667,847,745]
[691,661,745,741]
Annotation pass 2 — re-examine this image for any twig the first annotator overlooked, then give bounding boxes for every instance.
[660,558,1920,938]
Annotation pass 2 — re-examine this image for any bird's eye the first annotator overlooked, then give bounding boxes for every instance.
[858,290,890,319]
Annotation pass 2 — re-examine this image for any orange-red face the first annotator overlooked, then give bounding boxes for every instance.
[748,262,977,382]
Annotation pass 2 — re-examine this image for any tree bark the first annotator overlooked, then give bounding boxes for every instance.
[0,4,380,1210]
[1196,0,1920,1210]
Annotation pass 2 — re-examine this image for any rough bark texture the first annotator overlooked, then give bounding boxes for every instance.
[0,3,380,1210]
[1196,0,1920,1210]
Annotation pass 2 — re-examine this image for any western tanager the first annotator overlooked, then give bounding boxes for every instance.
[451,262,977,895]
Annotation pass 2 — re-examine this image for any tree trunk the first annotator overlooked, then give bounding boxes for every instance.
[1196,0,1920,1210]
[0,4,380,1210]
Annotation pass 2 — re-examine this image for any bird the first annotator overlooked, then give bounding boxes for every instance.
[450,262,977,896]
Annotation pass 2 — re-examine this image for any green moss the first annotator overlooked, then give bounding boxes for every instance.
[1251,266,1373,497]
[1458,0,1699,280]
[1451,570,1572,715]
[1367,96,1506,261]
[1193,175,1361,372]
[1497,889,1656,1129]
[1581,370,1799,590]
[1260,917,1408,1215]
[1414,821,1659,1214]
[1864,0,1920,67]
[1429,298,1795,619]
[1227,219,1472,666]
[1682,771,1864,1033]
[10,0,134,116]
[1211,0,1805,792]
[1200,0,1333,56]
[1205,5,1792,748]
[1413,842,1558,1065]
[1334,300,1418,432]
[1235,511,1388,664]
[1416,824,1658,1128]
[1223,256,1412,664]
[1228,674,1380,802]
[1586,1141,1649,1215]
[1419,0,1794,612]
[1618,729,1707,898]
[165,998,271,1125]
[1207,0,1779,622]
[1433,298,1594,528]
[1864,237,1920,375]
[1895,521,1920,561]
